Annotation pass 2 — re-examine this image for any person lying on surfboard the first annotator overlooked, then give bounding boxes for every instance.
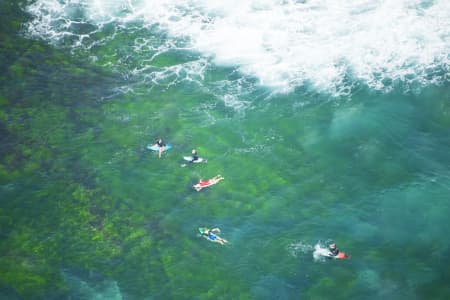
[193,175,224,191]
[180,149,207,167]
[199,227,228,245]
[152,138,165,158]
[328,243,349,259]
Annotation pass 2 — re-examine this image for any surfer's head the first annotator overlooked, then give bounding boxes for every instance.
[329,243,337,249]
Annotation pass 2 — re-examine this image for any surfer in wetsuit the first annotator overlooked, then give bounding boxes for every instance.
[328,243,339,257]
[200,227,228,245]
[190,149,199,162]
[153,138,165,158]
[193,175,224,191]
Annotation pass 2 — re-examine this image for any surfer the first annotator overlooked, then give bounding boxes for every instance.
[180,149,207,167]
[199,227,228,245]
[190,149,199,162]
[152,138,165,158]
[328,243,339,256]
[193,175,224,191]
[328,243,349,259]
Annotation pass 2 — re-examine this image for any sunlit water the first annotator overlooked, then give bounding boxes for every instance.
[0,0,449,299]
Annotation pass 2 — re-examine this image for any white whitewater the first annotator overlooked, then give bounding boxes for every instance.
[25,0,450,96]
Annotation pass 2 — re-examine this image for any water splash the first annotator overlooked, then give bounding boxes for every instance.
[312,243,332,262]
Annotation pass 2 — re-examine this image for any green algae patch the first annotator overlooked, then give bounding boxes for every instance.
[0,96,9,107]
[2,1,450,299]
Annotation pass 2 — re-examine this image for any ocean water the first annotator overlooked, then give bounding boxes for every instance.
[1,0,449,299]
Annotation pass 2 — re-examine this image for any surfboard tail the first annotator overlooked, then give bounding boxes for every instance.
[337,252,350,259]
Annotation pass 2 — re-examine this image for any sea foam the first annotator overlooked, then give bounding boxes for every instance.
[24,0,450,96]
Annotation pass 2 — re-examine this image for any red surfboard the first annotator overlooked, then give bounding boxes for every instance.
[336,252,350,259]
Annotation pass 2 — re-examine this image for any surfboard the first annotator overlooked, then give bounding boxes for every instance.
[183,156,206,163]
[146,144,172,151]
[198,227,219,242]
[313,245,350,260]
[335,252,350,259]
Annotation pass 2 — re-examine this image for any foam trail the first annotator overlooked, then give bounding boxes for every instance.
[24,0,450,96]
[287,241,314,258]
[313,243,332,262]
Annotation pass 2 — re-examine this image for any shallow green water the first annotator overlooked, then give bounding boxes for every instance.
[1,1,450,299]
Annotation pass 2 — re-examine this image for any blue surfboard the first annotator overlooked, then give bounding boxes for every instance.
[146,144,172,151]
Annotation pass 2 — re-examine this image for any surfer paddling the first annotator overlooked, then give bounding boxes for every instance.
[328,243,350,259]
[198,227,228,245]
[193,175,224,191]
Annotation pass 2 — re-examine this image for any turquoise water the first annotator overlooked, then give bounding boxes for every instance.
[1,1,450,299]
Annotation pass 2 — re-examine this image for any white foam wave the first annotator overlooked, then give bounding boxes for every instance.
[24,0,450,96]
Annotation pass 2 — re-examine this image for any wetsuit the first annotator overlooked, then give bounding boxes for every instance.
[190,150,199,162]
[329,247,340,256]
[156,140,165,147]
